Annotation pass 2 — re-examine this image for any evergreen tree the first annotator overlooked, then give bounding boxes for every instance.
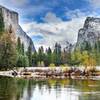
[85,41,91,51]
[0,32,17,70]
[27,42,32,66]
[61,48,68,64]
[16,37,29,67]
[16,55,24,67]
[32,51,38,66]
[45,47,52,66]
[23,56,29,67]
[37,46,45,62]
[53,43,61,66]
[22,43,24,55]
[17,37,22,54]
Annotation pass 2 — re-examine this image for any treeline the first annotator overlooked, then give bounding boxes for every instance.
[32,41,100,67]
[0,32,72,69]
[0,31,33,70]
[0,31,100,70]
[32,43,71,67]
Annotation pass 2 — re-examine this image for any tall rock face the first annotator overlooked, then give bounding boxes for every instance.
[0,5,35,51]
[76,17,100,50]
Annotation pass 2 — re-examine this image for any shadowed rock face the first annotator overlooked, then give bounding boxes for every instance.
[0,5,35,51]
[76,17,100,50]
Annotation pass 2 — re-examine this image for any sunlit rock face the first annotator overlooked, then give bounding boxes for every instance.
[0,5,35,51]
[76,17,100,50]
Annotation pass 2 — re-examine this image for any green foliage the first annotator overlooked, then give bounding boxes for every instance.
[37,61,45,67]
[45,47,52,66]
[17,37,22,54]
[16,55,24,67]
[37,61,41,67]
[27,41,32,66]
[16,37,30,67]
[37,46,45,62]
[53,43,62,66]
[49,63,55,67]
[0,32,17,70]
[16,55,29,67]
[32,51,38,66]
[21,43,24,55]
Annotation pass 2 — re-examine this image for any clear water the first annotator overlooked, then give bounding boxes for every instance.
[0,76,100,100]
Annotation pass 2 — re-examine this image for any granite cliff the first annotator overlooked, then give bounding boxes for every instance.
[0,5,35,51]
[76,17,100,50]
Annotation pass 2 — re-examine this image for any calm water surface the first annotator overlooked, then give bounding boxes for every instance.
[0,76,100,100]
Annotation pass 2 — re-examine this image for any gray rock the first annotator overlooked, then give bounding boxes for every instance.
[76,17,100,50]
[0,5,35,51]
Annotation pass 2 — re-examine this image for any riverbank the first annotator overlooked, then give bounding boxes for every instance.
[0,67,100,80]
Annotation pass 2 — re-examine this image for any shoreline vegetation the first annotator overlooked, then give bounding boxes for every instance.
[1,66,100,80]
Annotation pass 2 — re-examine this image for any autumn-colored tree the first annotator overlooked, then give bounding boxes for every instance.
[81,51,96,70]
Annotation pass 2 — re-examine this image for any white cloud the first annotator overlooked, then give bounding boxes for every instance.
[21,12,86,50]
[21,10,100,50]
[65,9,100,19]
[0,0,28,8]
[43,12,62,23]
[66,9,86,19]
[10,0,28,7]
[88,0,100,8]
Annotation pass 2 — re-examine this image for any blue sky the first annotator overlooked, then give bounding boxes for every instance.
[0,0,91,22]
[0,0,100,49]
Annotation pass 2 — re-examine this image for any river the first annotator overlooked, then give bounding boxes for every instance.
[0,76,100,100]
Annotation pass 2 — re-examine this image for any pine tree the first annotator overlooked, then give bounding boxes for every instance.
[16,37,29,67]
[37,46,45,62]
[0,32,17,70]
[45,47,52,66]
[27,42,32,66]
[17,37,22,54]
[22,43,24,55]
[32,51,38,66]
[53,43,61,66]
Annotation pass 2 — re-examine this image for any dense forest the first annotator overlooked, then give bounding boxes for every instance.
[0,30,98,70]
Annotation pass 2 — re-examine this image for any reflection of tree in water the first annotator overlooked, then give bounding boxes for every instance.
[0,76,29,100]
[1,77,100,100]
[55,82,61,99]
[21,79,38,100]
[0,76,17,100]
[25,80,33,100]
[46,80,52,94]
[79,94,100,100]
[16,79,28,100]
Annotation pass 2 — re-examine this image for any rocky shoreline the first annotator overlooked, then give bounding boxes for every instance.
[0,67,100,80]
